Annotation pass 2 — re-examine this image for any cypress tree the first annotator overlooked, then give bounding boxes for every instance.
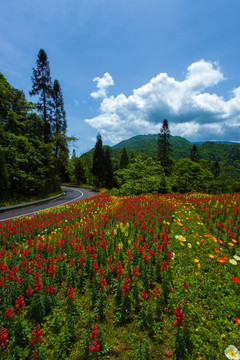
[29,49,53,143]
[157,119,173,171]
[92,133,105,187]
[190,144,200,162]
[119,147,129,169]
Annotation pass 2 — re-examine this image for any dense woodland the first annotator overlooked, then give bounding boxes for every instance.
[1,50,240,204]
[0,50,69,204]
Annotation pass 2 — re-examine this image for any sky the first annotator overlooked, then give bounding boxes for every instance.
[1,0,240,155]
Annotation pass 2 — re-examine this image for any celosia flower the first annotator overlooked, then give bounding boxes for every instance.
[224,345,240,360]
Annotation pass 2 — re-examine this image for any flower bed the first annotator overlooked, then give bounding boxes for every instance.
[0,192,239,359]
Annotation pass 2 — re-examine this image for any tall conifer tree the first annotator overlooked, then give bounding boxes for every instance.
[30,49,52,143]
[119,147,129,169]
[190,144,200,162]
[52,79,67,157]
[157,119,173,171]
[92,133,105,187]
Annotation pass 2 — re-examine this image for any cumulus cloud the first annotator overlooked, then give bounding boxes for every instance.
[90,72,114,99]
[85,60,240,143]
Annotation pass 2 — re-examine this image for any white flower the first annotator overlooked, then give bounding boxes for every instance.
[233,255,240,261]
[187,243,192,248]
[229,259,238,265]
[225,345,240,360]
[172,252,176,260]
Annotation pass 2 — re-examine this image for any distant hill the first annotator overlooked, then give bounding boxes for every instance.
[113,134,192,159]
[112,135,240,166]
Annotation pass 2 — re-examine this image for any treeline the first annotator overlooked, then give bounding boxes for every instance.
[70,120,240,195]
[0,49,69,203]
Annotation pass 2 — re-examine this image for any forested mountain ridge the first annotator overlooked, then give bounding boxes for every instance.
[112,134,240,166]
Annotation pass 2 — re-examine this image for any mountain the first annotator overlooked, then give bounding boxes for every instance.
[113,135,240,166]
[113,134,192,159]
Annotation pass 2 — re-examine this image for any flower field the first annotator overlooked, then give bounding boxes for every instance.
[0,192,239,359]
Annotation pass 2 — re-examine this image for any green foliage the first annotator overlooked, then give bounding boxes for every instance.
[92,133,105,187]
[173,159,214,193]
[119,147,129,169]
[113,158,169,195]
[157,119,173,172]
[190,144,200,162]
[0,72,61,201]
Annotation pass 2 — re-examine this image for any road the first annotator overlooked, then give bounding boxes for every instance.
[0,186,99,222]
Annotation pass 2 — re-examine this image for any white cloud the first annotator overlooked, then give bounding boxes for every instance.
[90,72,114,99]
[85,60,240,143]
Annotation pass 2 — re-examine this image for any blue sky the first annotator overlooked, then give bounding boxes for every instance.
[1,0,240,155]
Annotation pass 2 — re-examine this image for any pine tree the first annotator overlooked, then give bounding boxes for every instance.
[157,119,173,171]
[52,80,67,157]
[92,133,105,187]
[190,144,200,162]
[104,147,114,189]
[29,49,53,143]
[119,147,129,169]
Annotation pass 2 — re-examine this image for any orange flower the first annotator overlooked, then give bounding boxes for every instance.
[217,257,228,263]
[214,248,219,253]
[236,318,240,325]
[218,239,223,244]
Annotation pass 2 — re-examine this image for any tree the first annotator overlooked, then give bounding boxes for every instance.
[52,80,67,157]
[119,147,129,169]
[29,49,53,143]
[212,160,220,178]
[0,149,9,200]
[92,133,105,187]
[104,147,114,189]
[74,158,86,185]
[157,119,173,172]
[190,144,200,162]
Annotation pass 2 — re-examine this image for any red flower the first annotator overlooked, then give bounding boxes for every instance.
[233,276,240,284]
[0,327,9,349]
[15,295,25,316]
[67,287,75,299]
[5,308,14,320]
[31,327,43,346]
[236,317,240,325]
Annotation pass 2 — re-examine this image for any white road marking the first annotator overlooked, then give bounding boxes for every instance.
[0,187,84,222]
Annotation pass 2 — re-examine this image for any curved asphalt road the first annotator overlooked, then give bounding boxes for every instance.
[0,186,99,222]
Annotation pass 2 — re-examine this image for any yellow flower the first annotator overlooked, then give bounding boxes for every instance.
[228,242,234,247]
[180,242,185,246]
[194,259,199,263]
[197,263,201,270]
[209,254,214,259]
[196,241,200,245]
